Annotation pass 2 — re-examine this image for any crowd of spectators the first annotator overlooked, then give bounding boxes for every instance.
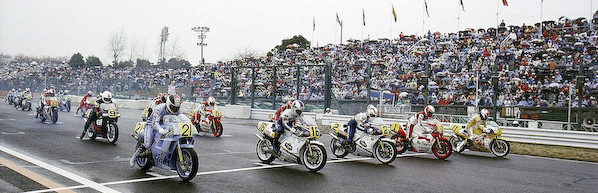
[2,14,598,108]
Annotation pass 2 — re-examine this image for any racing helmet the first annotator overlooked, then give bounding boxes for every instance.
[480,109,490,120]
[12,88,15,92]
[87,91,93,96]
[366,105,378,118]
[48,89,55,96]
[63,90,68,94]
[25,88,30,92]
[166,94,181,114]
[424,105,435,117]
[291,100,305,115]
[355,113,368,125]
[157,93,167,103]
[207,97,216,106]
[101,91,113,103]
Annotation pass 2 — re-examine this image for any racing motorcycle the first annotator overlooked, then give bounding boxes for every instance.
[17,93,32,111]
[189,109,223,137]
[449,121,510,157]
[255,118,327,172]
[36,97,59,124]
[131,114,199,182]
[6,92,14,105]
[59,95,71,112]
[389,118,452,159]
[81,102,120,144]
[329,118,397,164]
[141,103,153,121]
[79,97,96,117]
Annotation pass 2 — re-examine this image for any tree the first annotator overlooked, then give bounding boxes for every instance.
[275,35,310,51]
[233,46,260,61]
[68,53,85,67]
[86,55,103,67]
[114,60,133,69]
[108,29,127,66]
[162,58,190,69]
[136,58,151,68]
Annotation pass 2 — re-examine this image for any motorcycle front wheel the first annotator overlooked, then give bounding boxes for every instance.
[432,139,452,159]
[256,139,275,164]
[490,139,510,157]
[392,135,408,154]
[212,122,223,137]
[374,141,397,164]
[301,144,327,172]
[449,136,466,153]
[135,143,153,171]
[106,123,119,144]
[176,148,199,182]
[51,109,58,124]
[86,124,97,140]
[330,138,348,158]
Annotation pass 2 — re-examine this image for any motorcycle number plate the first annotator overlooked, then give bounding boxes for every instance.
[308,126,321,138]
[390,123,401,133]
[108,110,117,118]
[331,123,342,133]
[381,125,390,136]
[257,122,269,133]
[134,122,145,134]
[213,110,221,118]
[179,123,193,137]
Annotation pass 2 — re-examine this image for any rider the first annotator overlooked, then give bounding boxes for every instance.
[146,93,167,118]
[80,91,114,139]
[456,109,490,152]
[345,105,379,146]
[407,105,435,142]
[273,100,307,153]
[273,100,294,121]
[76,91,94,115]
[195,97,216,126]
[38,89,55,116]
[130,94,182,166]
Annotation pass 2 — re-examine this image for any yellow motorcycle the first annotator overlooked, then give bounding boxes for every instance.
[449,121,510,157]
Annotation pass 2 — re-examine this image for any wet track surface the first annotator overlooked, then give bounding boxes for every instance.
[0,103,597,192]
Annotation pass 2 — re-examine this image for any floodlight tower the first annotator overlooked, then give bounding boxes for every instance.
[192,26,209,65]
[159,26,169,64]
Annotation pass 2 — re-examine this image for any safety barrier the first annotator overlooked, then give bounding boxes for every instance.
[251,108,598,150]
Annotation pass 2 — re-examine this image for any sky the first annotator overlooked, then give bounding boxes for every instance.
[0,0,596,66]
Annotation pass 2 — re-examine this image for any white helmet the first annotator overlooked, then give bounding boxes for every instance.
[207,97,216,106]
[87,91,93,96]
[424,105,435,117]
[25,88,30,92]
[166,94,181,114]
[101,91,113,103]
[291,100,305,115]
[480,109,490,120]
[366,105,378,118]
[512,120,519,126]
[355,113,368,125]
[64,90,69,94]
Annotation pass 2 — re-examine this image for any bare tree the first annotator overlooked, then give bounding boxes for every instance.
[234,46,260,61]
[128,36,138,63]
[168,36,186,60]
[108,29,127,66]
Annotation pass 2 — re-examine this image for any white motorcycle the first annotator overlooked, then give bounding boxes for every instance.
[255,118,327,172]
[329,118,397,164]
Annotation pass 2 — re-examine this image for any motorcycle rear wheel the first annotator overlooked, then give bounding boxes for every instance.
[135,143,153,171]
[212,122,223,137]
[107,124,119,144]
[432,139,452,159]
[392,135,408,154]
[490,139,510,157]
[374,141,397,164]
[256,139,275,164]
[176,148,199,182]
[330,138,348,158]
[301,144,327,172]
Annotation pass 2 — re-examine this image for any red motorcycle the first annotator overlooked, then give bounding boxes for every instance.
[389,118,452,159]
[189,109,223,137]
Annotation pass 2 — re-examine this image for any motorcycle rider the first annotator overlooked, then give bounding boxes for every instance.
[344,105,379,146]
[407,105,436,142]
[456,109,490,152]
[273,100,307,154]
[76,91,94,115]
[145,93,167,118]
[37,89,55,117]
[80,91,115,140]
[196,97,217,127]
[273,100,294,121]
[130,94,182,166]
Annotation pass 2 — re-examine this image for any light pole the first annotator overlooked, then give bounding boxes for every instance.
[192,26,210,65]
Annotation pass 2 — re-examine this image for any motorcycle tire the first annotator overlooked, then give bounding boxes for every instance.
[449,136,466,153]
[176,148,199,182]
[107,124,119,144]
[330,138,348,158]
[374,141,397,164]
[432,139,452,159]
[87,125,97,140]
[67,103,71,112]
[256,139,275,164]
[392,135,408,154]
[301,144,327,172]
[51,110,58,124]
[212,122,223,137]
[135,143,153,171]
[490,139,510,157]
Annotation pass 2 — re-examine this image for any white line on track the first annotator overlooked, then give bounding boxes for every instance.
[0,145,120,193]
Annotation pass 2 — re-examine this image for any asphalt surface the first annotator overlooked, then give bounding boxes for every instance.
[0,101,597,193]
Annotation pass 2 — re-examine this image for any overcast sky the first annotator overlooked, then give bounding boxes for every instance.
[0,0,595,66]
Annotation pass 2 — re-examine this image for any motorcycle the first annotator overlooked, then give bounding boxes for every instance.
[329,118,397,164]
[131,114,199,182]
[59,95,71,112]
[81,102,120,144]
[390,118,452,159]
[141,103,154,121]
[13,95,21,108]
[255,118,327,172]
[6,93,14,105]
[17,94,32,111]
[189,109,223,137]
[37,97,59,124]
[449,121,510,157]
[79,97,96,117]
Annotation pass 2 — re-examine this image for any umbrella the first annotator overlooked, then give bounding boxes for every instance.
[399,92,408,97]
[512,78,521,82]
[549,83,560,88]
[574,42,584,47]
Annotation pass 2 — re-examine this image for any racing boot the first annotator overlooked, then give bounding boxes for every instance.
[456,139,468,152]
[130,146,147,167]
